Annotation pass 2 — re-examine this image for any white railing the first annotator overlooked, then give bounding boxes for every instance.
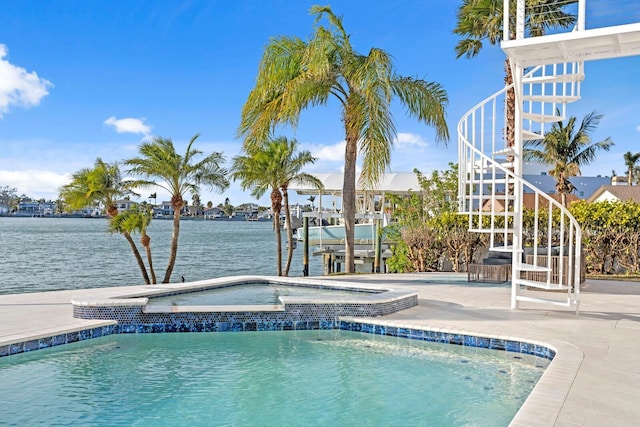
[505,0,640,41]
[458,64,582,311]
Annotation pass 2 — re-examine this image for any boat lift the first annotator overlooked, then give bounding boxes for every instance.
[289,172,421,275]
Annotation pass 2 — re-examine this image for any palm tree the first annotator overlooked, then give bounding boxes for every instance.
[231,137,322,276]
[125,134,229,283]
[58,159,154,282]
[524,111,614,206]
[623,151,640,185]
[454,0,576,147]
[109,205,156,284]
[59,158,135,216]
[238,5,449,273]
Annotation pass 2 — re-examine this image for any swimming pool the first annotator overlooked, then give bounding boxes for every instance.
[0,330,548,426]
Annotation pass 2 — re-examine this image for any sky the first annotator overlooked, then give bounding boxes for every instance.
[1,0,639,207]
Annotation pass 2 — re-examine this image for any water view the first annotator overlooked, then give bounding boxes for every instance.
[0,217,325,295]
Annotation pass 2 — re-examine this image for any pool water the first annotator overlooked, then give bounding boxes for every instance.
[147,283,380,306]
[0,330,547,426]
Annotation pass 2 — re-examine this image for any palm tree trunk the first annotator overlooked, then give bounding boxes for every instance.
[123,231,151,284]
[273,211,283,276]
[163,210,181,283]
[271,189,283,276]
[505,58,516,149]
[145,245,157,284]
[283,188,294,277]
[342,109,359,274]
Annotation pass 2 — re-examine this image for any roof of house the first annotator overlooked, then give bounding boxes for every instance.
[523,174,611,199]
[523,193,580,209]
[587,185,640,203]
[289,172,421,196]
[481,193,580,212]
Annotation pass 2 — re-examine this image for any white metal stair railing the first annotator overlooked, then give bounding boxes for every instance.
[458,63,583,313]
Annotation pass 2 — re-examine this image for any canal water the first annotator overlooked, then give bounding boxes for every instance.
[0,217,328,295]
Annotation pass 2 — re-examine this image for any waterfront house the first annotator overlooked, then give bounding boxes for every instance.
[587,185,640,203]
[203,207,223,220]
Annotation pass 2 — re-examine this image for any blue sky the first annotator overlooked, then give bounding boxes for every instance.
[1,0,639,207]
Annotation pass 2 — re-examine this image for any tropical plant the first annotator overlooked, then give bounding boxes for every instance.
[58,159,156,283]
[231,136,322,276]
[454,0,576,146]
[223,198,234,217]
[125,134,229,283]
[109,204,156,284]
[524,111,614,206]
[623,151,640,185]
[386,164,485,273]
[570,200,640,275]
[59,158,136,216]
[237,5,449,273]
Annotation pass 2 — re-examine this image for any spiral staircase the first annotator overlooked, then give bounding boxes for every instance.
[458,0,640,313]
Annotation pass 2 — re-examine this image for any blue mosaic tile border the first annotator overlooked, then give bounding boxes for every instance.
[0,325,118,358]
[72,296,419,325]
[1,318,555,362]
[0,320,340,357]
[340,321,556,360]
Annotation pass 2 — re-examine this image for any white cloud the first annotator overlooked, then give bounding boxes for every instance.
[104,116,152,136]
[395,132,428,148]
[0,44,53,118]
[0,169,70,200]
[636,125,640,132]
[312,140,346,162]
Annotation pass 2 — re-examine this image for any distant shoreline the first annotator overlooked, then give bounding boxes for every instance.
[0,214,271,221]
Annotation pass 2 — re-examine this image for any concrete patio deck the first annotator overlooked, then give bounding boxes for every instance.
[1,273,638,426]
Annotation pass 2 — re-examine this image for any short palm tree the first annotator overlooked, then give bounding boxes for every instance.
[238,5,449,272]
[109,205,156,284]
[58,159,154,283]
[125,134,229,283]
[59,158,135,217]
[231,137,322,276]
[524,111,614,206]
[623,151,640,185]
[454,0,576,146]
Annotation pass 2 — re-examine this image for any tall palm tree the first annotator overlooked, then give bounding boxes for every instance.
[623,151,640,185]
[58,159,154,282]
[524,111,614,206]
[125,134,229,283]
[454,0,576,147]
[238,5,449,273]
[231,136,322,276]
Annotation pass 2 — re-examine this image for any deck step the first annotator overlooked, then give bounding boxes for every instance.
[493,147,516,156]
[522,94,580,103]
[468,178,510,185]
[490,245,523,253]
[514,278,571,291]
[515,295,574,307]
[478,162,514,172]
[522,112,565,123]
[522,72,584,84]
[516,263,551,273]
[523,130,542,140]
[469,228,517,234]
